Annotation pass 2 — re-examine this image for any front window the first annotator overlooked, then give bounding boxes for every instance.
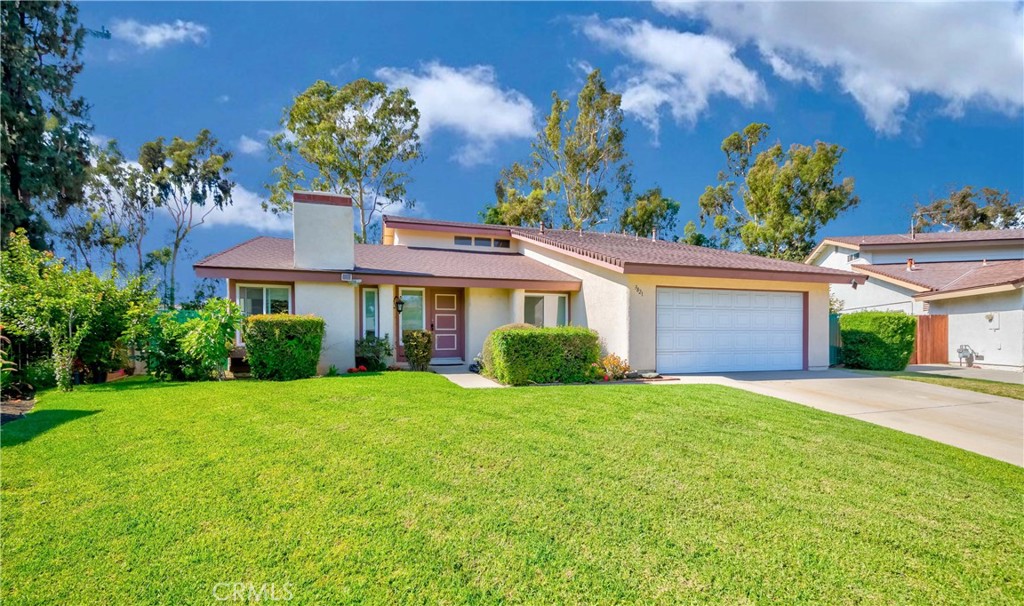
[362,289,378,338]
[399,288,425,344]
[238,285,290,316]
[524,293,569,327]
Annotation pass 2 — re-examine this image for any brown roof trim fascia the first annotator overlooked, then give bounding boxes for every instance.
[384,218,512,237]
[848,266,932,292]
[805,238,861,264]
[621,262,866,284]
[195,266,581,292]
[512,234,626,273]
[914,279,1024,301]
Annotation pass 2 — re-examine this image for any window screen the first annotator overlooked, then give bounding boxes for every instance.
[524,296,545,327]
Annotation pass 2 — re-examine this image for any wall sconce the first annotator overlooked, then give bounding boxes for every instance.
[394,296,405,314]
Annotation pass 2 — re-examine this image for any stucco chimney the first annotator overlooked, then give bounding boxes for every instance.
[292,191,354,271]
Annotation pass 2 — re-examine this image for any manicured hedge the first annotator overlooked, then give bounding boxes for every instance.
[484,326,600,386]
[402,330,433,372]
[839,311,917,371]
[242,314,325,380]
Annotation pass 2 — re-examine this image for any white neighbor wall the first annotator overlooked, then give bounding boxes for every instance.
[930,289,1024,370]
[816,246,924,314]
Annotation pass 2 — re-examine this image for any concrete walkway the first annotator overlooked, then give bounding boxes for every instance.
[906,364,1023,385]
[660,369,1023,467]
[432,364,504,389]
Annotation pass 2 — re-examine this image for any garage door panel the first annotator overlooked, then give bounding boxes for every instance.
[657,287,804,374]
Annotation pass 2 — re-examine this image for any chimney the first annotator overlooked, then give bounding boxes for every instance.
[906,258,915,271]
[292,191,354,271]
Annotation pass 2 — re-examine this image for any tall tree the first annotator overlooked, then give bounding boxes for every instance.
[267,79,422,242]
[140,130,234,306]
[482,162,551,227]
[1,0,92,249]
[489,69,632,231]
[699,123,858,261]
[618,187,680,238]
[914,185,1024,232]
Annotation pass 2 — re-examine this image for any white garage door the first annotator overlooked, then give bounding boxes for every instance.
[656,287,804,373]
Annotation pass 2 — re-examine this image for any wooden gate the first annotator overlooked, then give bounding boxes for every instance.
[910,315,948,365]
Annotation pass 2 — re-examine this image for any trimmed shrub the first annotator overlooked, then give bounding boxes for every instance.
[403,330,433,372]
[355,334,393,371]
[242,314,325,381]
[839,311,917,371]
[485,326,600,386]
[480,322,536,373]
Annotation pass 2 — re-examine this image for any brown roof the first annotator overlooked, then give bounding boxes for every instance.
[853,260,1024,295]
[826,230,1024,247]
[511,228,859,280]
[194,236,580,284]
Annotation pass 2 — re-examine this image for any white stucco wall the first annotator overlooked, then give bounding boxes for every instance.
[392,228,519,252]
[626,275,831,372]
[815,247,924,314]
[293,202,354,270]
[295,281,356,373]
[464,287,513,361]
[930,289,1024,370]
[871,244,1023,264]
[519,242,631,360]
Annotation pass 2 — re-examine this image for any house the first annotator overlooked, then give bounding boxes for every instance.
[806,230,1024,370]
[195,191,864,374]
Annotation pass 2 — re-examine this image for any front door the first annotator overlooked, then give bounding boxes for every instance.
[428,288,463,361]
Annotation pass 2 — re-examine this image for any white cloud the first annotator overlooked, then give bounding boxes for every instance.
[216,94,230,104]
[111,19,208,50]
[376,62,536,167]
[575,16,764,139]
[201,184,290,233]
[655,1,1024,134]
[236,135,264,156]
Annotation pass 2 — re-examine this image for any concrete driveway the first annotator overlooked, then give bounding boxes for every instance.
[664,369,1023,467]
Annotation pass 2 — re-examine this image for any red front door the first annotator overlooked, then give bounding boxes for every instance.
[427,288,463,361]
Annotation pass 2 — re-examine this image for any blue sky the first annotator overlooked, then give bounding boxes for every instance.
[73,2,1023,293]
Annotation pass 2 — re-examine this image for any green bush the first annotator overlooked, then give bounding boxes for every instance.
[402,330,433,372]
[242,314,325,380]
[181,298,243,380]
[484,326,600,386]
[21,358,57,390]
[839,311,917,371]
[355,334,393,371]
[144,310,205,381]
[479,323,536,373]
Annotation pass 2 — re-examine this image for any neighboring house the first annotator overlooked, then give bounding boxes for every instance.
[807,230,1024,370]
[195,192,862,374]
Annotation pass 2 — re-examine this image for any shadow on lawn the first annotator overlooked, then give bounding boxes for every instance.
[0,409,99,448]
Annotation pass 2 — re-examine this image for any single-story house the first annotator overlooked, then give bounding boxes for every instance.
[807,230,1024,370]
[195,191,864,374]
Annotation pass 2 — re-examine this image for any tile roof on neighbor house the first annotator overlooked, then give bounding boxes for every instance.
[851,259,1024,298]
[194,236,581,286]
[822,230,1024,249]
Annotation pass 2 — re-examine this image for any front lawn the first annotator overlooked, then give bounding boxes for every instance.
[2,375,1022,605]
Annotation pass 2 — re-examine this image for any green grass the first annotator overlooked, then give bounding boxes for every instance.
[856,370,1024,401]
[2,374,1022,605]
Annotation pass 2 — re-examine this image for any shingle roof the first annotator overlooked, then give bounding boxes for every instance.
[511,228,857,278]
[194,236,580,284]
[853,260,1024,294]
[827,230,1024,247]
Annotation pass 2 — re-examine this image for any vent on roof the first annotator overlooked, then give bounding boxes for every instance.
[341,273,353,281]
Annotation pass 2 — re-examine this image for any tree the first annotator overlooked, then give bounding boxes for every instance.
[698,123,858,261]
[1,0,92,249]
[914,186,1024,232]
[491,69,632,231]
[267,79,422,243]
[0,229,155,390]
[679,221,721,249]
[482,162,551,227]
[140,130,234,306]
[618,187,680,238]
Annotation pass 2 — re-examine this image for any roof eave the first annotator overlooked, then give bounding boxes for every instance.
[848,266,932,292]
[914,280,1024,301]
[621,262,866,284]
[805,239,861,264]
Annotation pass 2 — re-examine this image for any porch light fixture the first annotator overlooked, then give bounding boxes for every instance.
[394,296,405,314]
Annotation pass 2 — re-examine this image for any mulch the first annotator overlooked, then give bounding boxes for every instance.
[1,399,35,425]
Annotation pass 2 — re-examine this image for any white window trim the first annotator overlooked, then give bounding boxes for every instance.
[523,292,570,327]
[362,288,379,338]
[398,287,426,345]
[236,283,293,315]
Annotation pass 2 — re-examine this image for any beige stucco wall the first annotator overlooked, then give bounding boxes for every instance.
[295,281,356,373]
[518,242,631,359]
[293,202,354,270]
[626,275,831,372]
[930,289,1024,370]
[465,287,514,361]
